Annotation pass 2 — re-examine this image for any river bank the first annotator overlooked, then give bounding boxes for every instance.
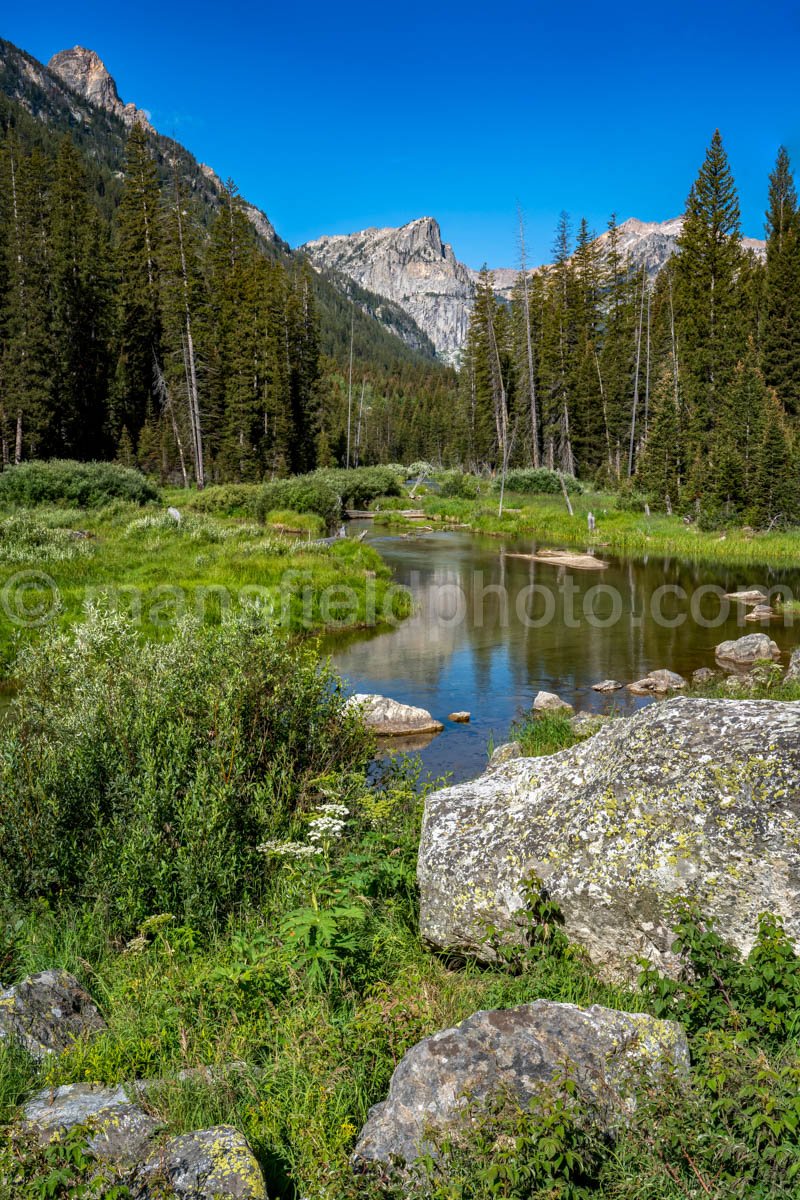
[369,490,800,570]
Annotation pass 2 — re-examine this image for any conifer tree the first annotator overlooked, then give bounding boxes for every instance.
[673,130,746,467]
[751,388,797,526]
[112,123,163,446]
[0,137,53,460]
[50,137,111,457]
[762,146,800,417]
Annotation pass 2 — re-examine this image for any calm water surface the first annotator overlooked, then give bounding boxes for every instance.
[328,525,800,783]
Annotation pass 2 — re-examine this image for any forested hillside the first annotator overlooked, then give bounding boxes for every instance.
[0,37,457,479]
[461,132,800,524]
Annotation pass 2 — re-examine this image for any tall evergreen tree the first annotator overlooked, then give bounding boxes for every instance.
[673,130,746,475]
[762,146,800,417]
[112,123,162,448]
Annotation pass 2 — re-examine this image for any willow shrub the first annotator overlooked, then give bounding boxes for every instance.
[0,460,159,508]
[0,607,372,932]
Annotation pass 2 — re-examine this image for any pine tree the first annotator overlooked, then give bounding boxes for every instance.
[112,123,162,446]
[762,146,800,417]
[638,363,684,508]
[50,137,112,457]
[673,130,746,465]
[751,388,797,526]
[0,136,53,460]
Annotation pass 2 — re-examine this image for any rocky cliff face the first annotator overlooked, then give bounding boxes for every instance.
[47,47,153,132]
[308,213,767,359]
[44,47,277,245]
[303,218,474,363]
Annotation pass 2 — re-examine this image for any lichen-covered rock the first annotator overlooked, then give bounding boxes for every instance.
[786,648,800,684]
[418,697,800,976]
[353,1001,688,1168]
[715,633,780,665]
[132,1126,267,1198]
[346,693,443,736]
[22,1083,160,1164]
[487,741,523,769]
[0,970,106,1058]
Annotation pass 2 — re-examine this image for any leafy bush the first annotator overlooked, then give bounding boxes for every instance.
[183,483,261,516]
[439,471,481,499]
[0,460,158,508]
[255,477,341,529]
[262,509,325,538]
[0,607,372,931]
[312,467,403,509]
[614,488,650,513]
[494,468,584,496]
[405,461,435,479]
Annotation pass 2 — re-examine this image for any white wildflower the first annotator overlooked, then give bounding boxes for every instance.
[256,840,322,858]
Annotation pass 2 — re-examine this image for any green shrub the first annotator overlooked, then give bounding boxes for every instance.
[0,607,372,932]
[0,460,159,508]
[494,468,584,496]
[312,467,403,509]
[183,484,261,516]
[255,477,341,529]
[439,471,481,499]
[614,488,650,513]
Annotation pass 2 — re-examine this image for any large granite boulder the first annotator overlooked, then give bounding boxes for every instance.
[353,1001,688,1169]
[418,698,800,977]
[715,633,780,666]
[0,970,106,1058]
[346,693,443,736]
[22,1083,160,1164]
[132,1126,267,1198]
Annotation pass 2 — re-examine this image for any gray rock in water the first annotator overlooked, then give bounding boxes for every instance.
[627,670,686,696]
[532,690,573,713]
[715,633,780,665]
[691,667,718,686]
[592,679,623,692]
[0,970,106,1058]
[418,697,800,977]
[22,1083,160,1164]
[346,693,443,736]
[353,1001,688,1169]
[132,1126,267,1198]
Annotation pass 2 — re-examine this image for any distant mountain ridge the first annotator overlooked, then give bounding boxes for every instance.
[0,37,439,370]
[303,218,474,364]
[305,214,766,361]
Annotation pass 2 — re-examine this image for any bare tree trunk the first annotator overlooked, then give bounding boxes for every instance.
[559,471,574,517]
[628,270,646,477]
[355,380,365,467]
[14,413,22,464]
[644,285,652,438]
[173,180,204,488]
[517,206,540,467]
[593,349,613,470]
[345,313,354,468]
[154,355,189,488]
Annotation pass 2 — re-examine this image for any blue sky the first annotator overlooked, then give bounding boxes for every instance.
[4,1,800,268]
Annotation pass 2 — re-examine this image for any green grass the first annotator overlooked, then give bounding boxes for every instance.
[411,490,800,569]
[0,502,410,674]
